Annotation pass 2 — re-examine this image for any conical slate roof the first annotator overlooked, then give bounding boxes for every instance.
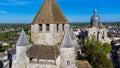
[16,29,29,46]
[61,31,74,48]
[32,0,68,24]
[69,29,76,40]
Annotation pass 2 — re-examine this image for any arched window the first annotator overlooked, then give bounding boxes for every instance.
[102,36,104,39]
[102,31,105,40]
[97,31,100,40]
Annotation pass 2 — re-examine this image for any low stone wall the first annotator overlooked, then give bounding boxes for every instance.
[27,62,56,68]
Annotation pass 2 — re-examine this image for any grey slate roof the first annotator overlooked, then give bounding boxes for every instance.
[69,29,76,40]
[61,31,74,48]
[16,29,29,46]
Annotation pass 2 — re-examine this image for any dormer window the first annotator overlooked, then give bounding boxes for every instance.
[39,24,42,31]
[57,24,59,31]
[46,24,50,31]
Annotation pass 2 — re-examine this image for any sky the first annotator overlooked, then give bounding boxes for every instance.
[0,0,120,23]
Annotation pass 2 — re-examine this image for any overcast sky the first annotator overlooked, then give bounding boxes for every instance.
[0,0,120,23]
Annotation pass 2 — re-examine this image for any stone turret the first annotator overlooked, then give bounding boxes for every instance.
[60,31,75,68]
[15,29,29,68]
[31,0,69,45]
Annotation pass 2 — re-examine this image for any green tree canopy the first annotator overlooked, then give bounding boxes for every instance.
[83,36,114,68]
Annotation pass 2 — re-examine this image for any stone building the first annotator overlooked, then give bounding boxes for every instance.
[31,0,69,45]
[7,0,96,68]
[11,0,78,68]
[88,9,111,43]
[11,28,77,68]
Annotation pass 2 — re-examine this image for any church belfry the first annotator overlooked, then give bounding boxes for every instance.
[88,9,109,43]
[31,0,69,45]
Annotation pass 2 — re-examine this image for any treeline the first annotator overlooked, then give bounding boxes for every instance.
[70,22,120,27]
[0,24,31,32]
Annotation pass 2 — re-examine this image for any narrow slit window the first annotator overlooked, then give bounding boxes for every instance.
[39,24,42,31]
[62,24,64,31]
[67,61,70,65]
[57,24,59,31]
[46,24,50,31]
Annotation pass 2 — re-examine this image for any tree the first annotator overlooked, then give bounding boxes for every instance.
[83,36,114,68]
[0,46,9,52]
[102,43,111,54]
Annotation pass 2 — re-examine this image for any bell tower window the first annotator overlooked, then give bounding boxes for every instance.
[39,24,42,31]
[46,24,50,31]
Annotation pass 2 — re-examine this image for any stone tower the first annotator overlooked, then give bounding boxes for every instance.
[15,29,29,68]
[31,0,69,45]
[60,31,75,68]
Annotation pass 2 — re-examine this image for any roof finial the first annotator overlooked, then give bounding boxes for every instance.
[94,9,98,15]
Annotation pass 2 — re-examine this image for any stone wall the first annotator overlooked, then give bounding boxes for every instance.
[31,24,69,45]
[27,63,57,68]
[98,29,107,43]
[60,47,75,68]
[88,27,108,43]
[88,27,98,37]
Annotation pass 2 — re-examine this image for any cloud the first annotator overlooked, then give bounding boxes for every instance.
[0,0,34,6]
[8,0,34,5]
[0,10,7,14]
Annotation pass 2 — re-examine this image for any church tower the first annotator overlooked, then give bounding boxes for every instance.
[88,9,108,43]
[31,0,69,45]
[60,31,75,68]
